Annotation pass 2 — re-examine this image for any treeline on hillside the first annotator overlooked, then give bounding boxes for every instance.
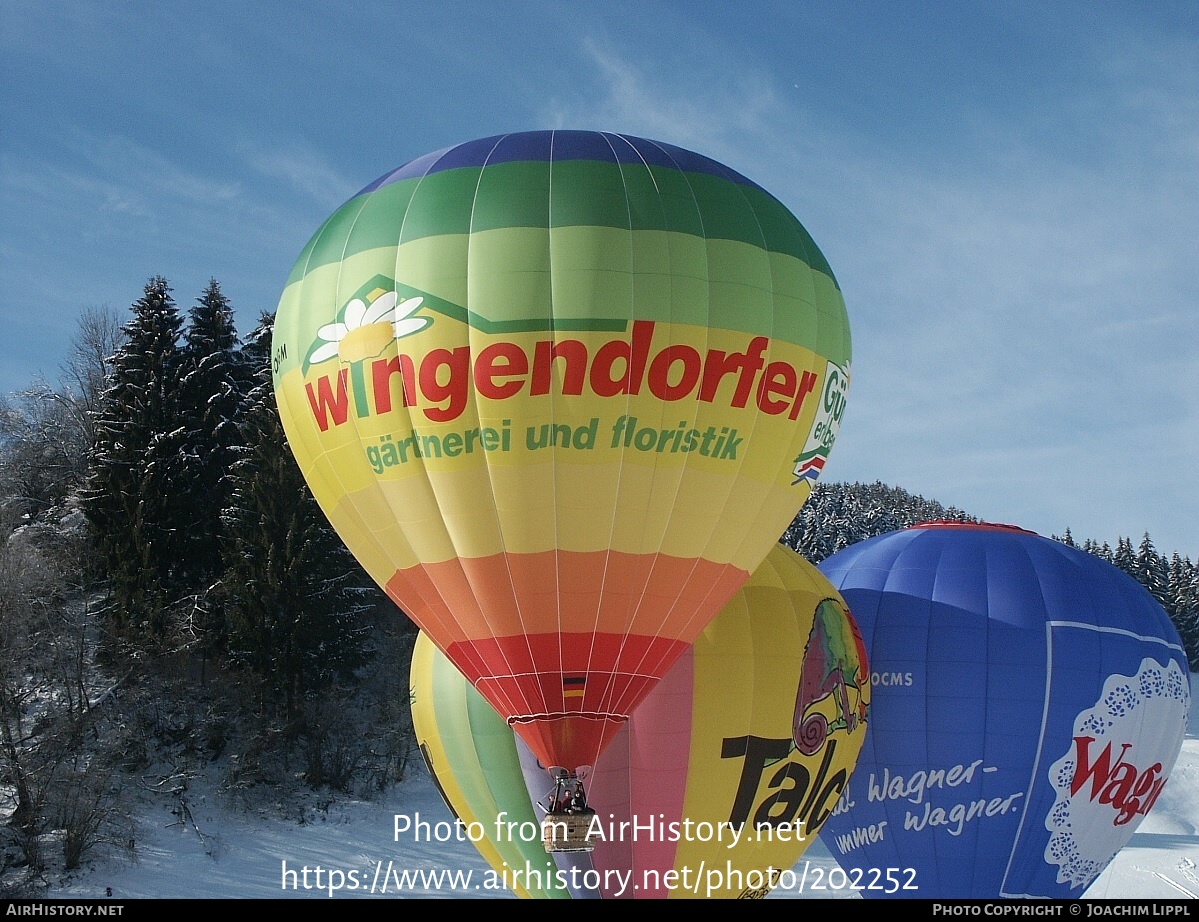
[782,481,1199,668]
[0,278,415,887]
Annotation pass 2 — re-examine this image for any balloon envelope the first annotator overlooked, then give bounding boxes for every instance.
[412,544,871,898]
[816,522,1190,899]
[274,130,852,772]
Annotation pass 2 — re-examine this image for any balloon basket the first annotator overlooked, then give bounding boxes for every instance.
[541,811,597,853]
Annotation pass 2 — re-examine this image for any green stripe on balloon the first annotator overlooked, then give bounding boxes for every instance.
[427,642,568,899]
[288,161,839,283]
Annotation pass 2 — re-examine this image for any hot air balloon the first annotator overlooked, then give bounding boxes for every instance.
[412,544,870,898]
[272,131,852,801]
[816,522,1190,899]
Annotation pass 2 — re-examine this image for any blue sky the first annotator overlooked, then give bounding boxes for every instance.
[2,1,1195,557]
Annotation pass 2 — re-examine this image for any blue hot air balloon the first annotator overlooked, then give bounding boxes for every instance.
[816,522,1190,899]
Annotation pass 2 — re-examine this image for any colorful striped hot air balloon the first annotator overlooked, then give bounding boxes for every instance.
[272,130,852,781]
[411,544,870,898]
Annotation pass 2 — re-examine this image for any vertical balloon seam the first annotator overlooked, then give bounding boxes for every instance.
[458,133,555,725]
[1024,540,1066,895]
[1022,547,1092,893]
[579,133,699,729]
[572,132,648,737]
[275,192,375,567]
[739,555,774,870]
[534,130,571,736]
[953,532,991,888]
[597,133,668,726]
[433,652,516,895]
[920,530,950,891]
[548,129,632,738]
[609,138,709,719]
[426,636,544,899]
[672,173,797,670]
[363,153,500,686]
[651,138,714,645]
[989,537,1031,895]
[282,183,473,664]
[610,136,732,705]
[1006,620,1062,897]
[374,147,533,724]
[951,535,986,894]
[930,532,959,892]
[1007,537,1045,887]
[1021,539,1057,887]
[465,663,555,889]
[595,138,751,715]
[545,131,572,736]
[371,140,531,725]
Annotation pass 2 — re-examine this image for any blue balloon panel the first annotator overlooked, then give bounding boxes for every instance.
[817,523,1190,899]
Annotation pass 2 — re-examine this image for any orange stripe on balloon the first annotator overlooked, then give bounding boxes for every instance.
[385,551,746,771]
[383,549,749,644]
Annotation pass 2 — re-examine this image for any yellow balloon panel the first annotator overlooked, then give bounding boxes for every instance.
[275,131,852,772]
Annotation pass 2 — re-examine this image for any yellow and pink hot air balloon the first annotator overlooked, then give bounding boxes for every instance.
[412,544,870,898]
[272,130,851,782]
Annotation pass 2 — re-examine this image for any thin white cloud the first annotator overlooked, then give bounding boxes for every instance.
[240,145,358,212]
[539,37,787,166]
[66,130,242,206]
[540,32,1199,554]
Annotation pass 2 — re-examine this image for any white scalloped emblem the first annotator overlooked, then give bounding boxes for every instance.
[1044,658,1189,889]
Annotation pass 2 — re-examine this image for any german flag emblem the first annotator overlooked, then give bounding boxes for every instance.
[562,676,587,700]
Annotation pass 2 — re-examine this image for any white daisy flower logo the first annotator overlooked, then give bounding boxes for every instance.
[307,290,431,365]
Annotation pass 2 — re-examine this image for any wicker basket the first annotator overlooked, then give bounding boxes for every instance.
[541,812,597,853]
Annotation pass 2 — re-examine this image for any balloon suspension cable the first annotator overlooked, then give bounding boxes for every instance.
[542,767,591,816]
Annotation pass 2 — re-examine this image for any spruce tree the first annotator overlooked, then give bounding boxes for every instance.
[1133,533,1170,607]
[82,276,189,637]
[178,279,242,594]
[1168,554,1199,669]
[220,314,372,715]
[1113,536,1136,576]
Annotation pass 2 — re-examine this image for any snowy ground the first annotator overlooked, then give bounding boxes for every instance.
[41,696,1199,901]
